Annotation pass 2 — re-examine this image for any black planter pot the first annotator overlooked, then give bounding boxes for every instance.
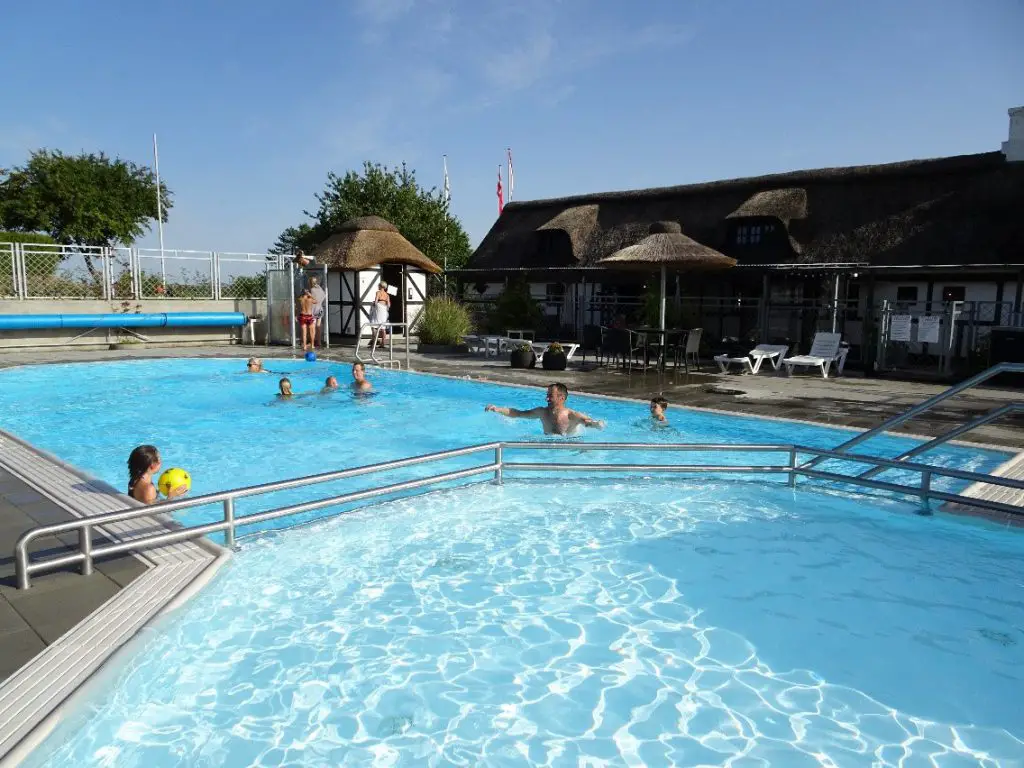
[510,349,536,369]
[542,351,567,371]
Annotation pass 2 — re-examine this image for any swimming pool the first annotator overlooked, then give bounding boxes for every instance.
[2,359,1022,765]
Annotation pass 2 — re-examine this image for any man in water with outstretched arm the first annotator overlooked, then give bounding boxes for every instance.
[485,382,605,435]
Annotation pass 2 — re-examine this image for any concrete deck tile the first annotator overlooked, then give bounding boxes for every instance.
[95,552,150,588]
[0,629,46,680]
[16,499,76,527]
[4,573,121,644]
[0,599,31,635]
[0,489,45,506]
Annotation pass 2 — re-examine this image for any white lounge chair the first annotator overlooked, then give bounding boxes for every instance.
[782,333,848,378]
[714,344,790,374]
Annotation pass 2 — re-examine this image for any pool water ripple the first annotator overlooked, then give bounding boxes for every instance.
[22,479,1024,767]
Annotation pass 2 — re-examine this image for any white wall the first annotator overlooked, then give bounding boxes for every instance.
[0,299,265,349]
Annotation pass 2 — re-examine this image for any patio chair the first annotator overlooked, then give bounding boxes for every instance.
[672,328,703,373]
[713,344,790,374]
[580,324,604,366]
[603,328,643,370]
[462,335,487,355]
[782,333,848,378]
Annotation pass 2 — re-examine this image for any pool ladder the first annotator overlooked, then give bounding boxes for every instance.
[798,362,1024,478]
[354,321,412,369]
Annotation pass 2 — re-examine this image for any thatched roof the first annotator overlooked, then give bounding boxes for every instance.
[315,216,442,274]
[598,221,736,271]
[469,152,1024,271]
[726,188,807,222]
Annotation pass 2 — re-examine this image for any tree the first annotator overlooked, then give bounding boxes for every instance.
[0,149,171,276]
[272,162,471,271]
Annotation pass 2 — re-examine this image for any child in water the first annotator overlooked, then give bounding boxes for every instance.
[650,396,670,425]
[278,378,293,398]
[127,445,186,504]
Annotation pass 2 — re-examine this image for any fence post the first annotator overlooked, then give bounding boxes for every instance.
[101,248,111,301]
[131,248,141,299]
[11,243,24,299]
[211,251,218,299]
[494,444,503,485]
[919,470,932,511]
[788,447,797,487]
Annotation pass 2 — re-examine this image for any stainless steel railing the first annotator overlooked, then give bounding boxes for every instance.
[801,362,1024,471]
[14,441,1024,589]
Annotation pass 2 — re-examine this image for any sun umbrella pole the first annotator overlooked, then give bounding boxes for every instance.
[659,264,667,332]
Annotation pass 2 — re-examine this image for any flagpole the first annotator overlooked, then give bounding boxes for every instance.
[153,133,165,286]
[442,154,448,295]
[506,147,512,203]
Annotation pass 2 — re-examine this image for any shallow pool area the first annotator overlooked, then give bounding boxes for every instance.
[1,359,1022,765]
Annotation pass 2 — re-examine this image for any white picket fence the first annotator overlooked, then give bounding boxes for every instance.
[1,242,284,300]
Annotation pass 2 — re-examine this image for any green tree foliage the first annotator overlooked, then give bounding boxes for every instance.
[0,230,60,279]
[0,150,171,248]
[272,162,471,270]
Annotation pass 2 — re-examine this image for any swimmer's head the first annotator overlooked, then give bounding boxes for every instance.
[279,377,292,395]
[128,444,160,483]
[547,382,568,407]
[325,375,338,389]
[650,396,668,421]
[352,362,366,381]
[247,357,262,371]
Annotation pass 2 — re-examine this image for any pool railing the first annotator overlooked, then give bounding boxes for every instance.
[13,441,1024,590]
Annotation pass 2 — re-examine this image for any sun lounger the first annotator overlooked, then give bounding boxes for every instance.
[462,335,487,355]
[782,333,848,378]
[714,344,790,374]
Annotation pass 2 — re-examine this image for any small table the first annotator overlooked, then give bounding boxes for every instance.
[632,328,686,369]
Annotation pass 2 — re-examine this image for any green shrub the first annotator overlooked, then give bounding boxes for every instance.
[487,279,543,332]
[415,297,473,345]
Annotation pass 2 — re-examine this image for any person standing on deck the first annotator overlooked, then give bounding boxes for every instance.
[308,277,327,348]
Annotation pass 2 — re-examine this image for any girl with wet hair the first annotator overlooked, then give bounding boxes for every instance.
[127,445,187,504]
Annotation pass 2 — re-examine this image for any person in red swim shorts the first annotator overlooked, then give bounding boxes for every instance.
[297,289,317,351]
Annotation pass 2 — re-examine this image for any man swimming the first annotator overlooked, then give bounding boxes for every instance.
[246,357,270,374]
[351,362,372,392]
[650,396,669,424]
[322,375,339,393]
[485,382,604,435]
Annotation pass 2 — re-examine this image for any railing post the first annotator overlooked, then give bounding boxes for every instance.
[80,524,94,576]
[495,444,503,485]
[223,498,236,548]
[16,540,31,590]
[788,447,798,487]
[920,470,932,509]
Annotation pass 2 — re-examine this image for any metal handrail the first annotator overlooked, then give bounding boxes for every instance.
[801,362,1024,470]
[14,441,1024,590]
[355,321,412,369]
[14,442,501,589]
[858,402,1024,479]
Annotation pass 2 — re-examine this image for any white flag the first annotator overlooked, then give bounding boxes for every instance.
[506,147,514,202]
[442,155,451,203]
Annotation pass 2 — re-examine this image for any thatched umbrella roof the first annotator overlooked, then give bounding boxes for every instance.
[597,221,737,271]
[598,222,736,333]
[314,216,442,274]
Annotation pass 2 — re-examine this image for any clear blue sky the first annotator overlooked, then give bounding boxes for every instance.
[2,0,1022,253]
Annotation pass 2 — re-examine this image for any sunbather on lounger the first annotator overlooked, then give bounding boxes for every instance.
[485,382,605,435]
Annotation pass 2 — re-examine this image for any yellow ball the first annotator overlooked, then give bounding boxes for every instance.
[157,467,191,497]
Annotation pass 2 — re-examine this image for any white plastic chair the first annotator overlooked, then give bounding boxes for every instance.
[714,344,790,374]
[782,333,847,378]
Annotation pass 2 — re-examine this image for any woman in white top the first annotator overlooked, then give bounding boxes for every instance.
[369,282,391,343]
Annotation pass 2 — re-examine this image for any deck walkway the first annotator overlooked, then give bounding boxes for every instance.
[0,430,227,763]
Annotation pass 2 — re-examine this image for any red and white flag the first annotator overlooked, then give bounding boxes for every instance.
[497,165,504,214]
[506,147,514,202]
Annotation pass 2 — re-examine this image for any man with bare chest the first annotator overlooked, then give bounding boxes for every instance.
[485,383,605,435]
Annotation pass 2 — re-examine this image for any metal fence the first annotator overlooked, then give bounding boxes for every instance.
[1,242,281,300]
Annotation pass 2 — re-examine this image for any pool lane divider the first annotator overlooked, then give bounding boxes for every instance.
[0,429,230,766]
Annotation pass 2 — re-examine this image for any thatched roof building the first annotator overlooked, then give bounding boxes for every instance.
[315,216,442,274]
[466,152,1024,275]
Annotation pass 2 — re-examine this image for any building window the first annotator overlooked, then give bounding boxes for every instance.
[734,222,775,245]
[942,286,966,302]
[546,283,565,302]
[896,286,918,303]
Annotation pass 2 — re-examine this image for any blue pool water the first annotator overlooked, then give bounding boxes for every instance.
[1,359,1022,766]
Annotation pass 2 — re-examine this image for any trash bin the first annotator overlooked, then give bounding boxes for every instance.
[989,327,1024,387]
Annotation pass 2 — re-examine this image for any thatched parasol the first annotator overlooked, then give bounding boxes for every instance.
[597,221,736,331]
[313,216,442,274]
